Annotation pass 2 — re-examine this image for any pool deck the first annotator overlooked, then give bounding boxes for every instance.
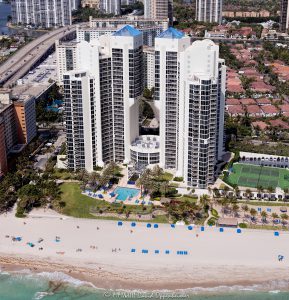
[82,167,160,206]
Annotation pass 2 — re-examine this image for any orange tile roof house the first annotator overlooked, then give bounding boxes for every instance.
[269,119,289,130]
[251,81,274,93]
[252,121,268,131]
[280,104,289,113]
[261,105,280,117]
[227,105,245,116]
[246,105,263,117]
[226,98,241,105]
[240,98,256,105]
[255,98,271,105]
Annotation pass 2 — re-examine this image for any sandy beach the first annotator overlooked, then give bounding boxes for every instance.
[0,211,289,291]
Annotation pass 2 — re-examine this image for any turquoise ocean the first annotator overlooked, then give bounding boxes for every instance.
[0,270,289,300]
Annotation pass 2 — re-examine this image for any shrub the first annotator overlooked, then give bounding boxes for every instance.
[15,206,26,218]
[207,217,217,226]
[173,176,184,182]
[165,188,178,197]
[211,209,219,218]
[94,166,103,171]
[239,223,247,228]
[151,190,162,198]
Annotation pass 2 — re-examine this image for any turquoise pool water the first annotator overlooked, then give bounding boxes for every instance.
[114,187,140,201]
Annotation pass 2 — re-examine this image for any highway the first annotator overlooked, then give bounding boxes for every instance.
[0,24,84,87]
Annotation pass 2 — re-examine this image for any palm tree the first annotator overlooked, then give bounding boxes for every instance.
[260,211,267,224]
[267,186,275,200]
[160,180,170,199]
[283,188,289,201]
[242,204,249,218]
[151,165,163,178]
[233,185,240,199]
[232,203,239,217]
[257,185,263,199]
[200,194,210,210]
[250,208,257,222]
[89,172,100,190]
[245,189,252,200]
[223,185,230,198]
[271,212,279,225]
[76,169,88,183]
[219,198,229,216]
[213,187,220,199]
[136,168,152,197]
[280,213,288,226]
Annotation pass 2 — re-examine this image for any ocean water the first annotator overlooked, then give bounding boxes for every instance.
[0,2,11,35]
[0,270,289,300]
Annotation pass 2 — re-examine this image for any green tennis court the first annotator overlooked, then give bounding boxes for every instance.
[227,163,289,189]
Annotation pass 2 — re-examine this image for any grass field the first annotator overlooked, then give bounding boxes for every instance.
[227,163,289,189]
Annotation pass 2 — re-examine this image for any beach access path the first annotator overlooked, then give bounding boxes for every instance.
[0,210,288,290]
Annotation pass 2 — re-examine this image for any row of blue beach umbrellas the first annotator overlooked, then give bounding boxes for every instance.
[117,221,280,236]
[131,249,189,255]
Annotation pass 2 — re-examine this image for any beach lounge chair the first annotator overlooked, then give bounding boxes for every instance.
[219,228,224,232]
[131,248,136,253]
[188,226,193,230]
[147,223,152,228]
[154,224,158,228]
[257,207,261,212]
[98,194,104,199]
[142,249,148,254]
[16,237,22,241]
[237,229,242,234]
[184,251,188,255]
[274,231,279,236]
[117,221,123,226]
[141,201,145,205]
[267,208,272,213]
[155,250,159,254]
[165,250,170,254]
[131,222,136,227]
[201,226,205,232]
[170,224,175,228]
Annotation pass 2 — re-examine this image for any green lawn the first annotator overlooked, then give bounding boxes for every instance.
[179,195,198,203]
[59,183,168,222]
[227,163,289,189]
[60,183,109,218]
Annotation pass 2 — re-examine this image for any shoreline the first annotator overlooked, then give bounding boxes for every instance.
[0,255,289,292]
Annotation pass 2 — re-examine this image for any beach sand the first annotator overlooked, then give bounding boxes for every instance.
[0,212,289,290]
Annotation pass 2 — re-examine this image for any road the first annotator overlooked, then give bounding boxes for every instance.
[0,24,85,87]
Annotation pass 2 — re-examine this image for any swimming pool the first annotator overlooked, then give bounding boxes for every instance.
[114,187,140,201]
